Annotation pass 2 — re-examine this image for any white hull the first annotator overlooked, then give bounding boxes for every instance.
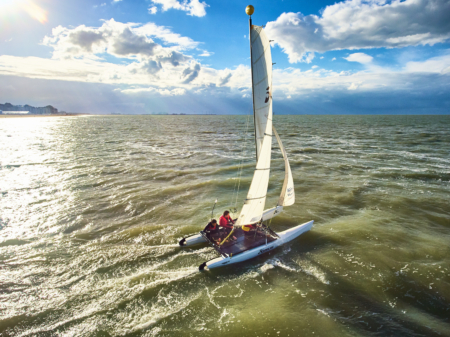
[200,220,313,270]
[179,234,206,247]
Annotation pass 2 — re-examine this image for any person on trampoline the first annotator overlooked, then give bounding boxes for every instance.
[219,210,237,240]
[203,219,221,243]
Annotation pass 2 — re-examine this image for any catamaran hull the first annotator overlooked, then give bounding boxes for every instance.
[179,234,206,247]
[200,220,314,270]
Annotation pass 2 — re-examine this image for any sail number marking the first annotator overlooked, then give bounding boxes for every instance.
[258,245,275,255]
[265,86,271,103]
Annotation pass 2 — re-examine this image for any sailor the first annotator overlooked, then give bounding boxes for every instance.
[203,219,220,242]
[219,210,236,239]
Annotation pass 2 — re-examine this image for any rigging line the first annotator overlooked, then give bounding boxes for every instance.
[233,113,251,211]
[269,216,273,228]
[230,114,246,210]
[267,214,274,229]
[231,113,250,210]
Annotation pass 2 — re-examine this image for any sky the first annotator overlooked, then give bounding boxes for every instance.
[0,0,449,115]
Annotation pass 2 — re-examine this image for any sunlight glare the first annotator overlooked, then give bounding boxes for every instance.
[21,1,48,24]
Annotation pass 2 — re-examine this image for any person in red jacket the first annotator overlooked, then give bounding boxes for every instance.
[219,210,236,239]
[203,219,220,242]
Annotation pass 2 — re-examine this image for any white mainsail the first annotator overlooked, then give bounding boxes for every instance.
[251,25,273,161]
[236,22,273,226]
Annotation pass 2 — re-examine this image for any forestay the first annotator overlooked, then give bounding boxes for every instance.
[236,24,273,226]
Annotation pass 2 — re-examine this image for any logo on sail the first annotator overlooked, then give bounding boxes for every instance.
[287,187,294,197]
[265,86,271,103]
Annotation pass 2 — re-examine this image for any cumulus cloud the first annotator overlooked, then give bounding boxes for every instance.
[149,6,158,14]
[110,27,159,57]
[3,49,449,97]
[348,82,361,90]
[198,50,213,57]
[140,60,162,75]
[181,62,201,83]
[2,11,450,114]
[405,53,450,73]
[135,22,199,50]
[67,30,104,52]
[271,53,450,96]
[218,72,232,86]
[158,50,189,66]
[266,0,450,63]
[0,47,250,91]
[344,53,373,64]
[120,86,187,96]
[133,22,199,50]
[44,20,149,59]
[150,0,209,17]
[43,19,199,61]
[7,19,229,89]
[38,19,203,85]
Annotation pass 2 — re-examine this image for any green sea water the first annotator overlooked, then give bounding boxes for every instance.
[0,115,449,337]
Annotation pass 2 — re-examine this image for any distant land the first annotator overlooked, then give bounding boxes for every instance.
[0,102,87,116]
[0,103,220,116]
[1,102,59,115]
[111,112,216,115]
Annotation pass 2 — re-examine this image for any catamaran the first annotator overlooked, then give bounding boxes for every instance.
[179,5,314,270]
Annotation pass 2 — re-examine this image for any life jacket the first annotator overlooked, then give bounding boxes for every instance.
[242,224,256,232]
[219,215,233,228]
[206,222,217,231]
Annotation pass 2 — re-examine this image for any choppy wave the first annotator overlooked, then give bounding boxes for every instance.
[1,115,449,336]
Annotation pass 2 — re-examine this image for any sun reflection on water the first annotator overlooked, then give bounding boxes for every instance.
[1,117,75,241]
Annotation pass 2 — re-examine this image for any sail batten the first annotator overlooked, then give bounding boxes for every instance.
[254,76,269,86]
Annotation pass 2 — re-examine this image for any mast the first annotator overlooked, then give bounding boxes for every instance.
[237,5,274,226]
[247,6,258,162]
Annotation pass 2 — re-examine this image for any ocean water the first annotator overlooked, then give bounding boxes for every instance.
[0,114,449,337]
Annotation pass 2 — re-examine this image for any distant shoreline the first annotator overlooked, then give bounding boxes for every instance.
[0,114,91,118]
[2,113,449,118]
